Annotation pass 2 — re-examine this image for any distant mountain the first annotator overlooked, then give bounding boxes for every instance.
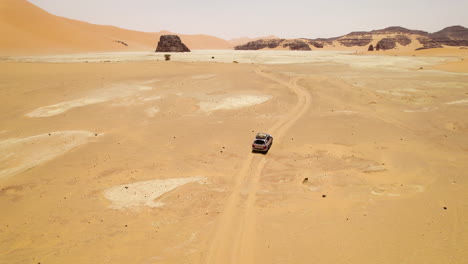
[234,26,468,51]
[228,35,278,46]
[429,26,468,46]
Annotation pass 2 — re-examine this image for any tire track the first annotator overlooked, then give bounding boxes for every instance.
[201,68,311,264]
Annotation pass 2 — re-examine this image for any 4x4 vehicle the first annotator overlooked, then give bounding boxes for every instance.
[252,133,273,153]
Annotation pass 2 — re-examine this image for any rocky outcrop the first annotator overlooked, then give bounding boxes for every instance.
[429,26,468,46]
[416,37,443,50]
[233,25,468,51]
[301,39,324,48]
[114,40,128,46]
[155,35,190,52]
[368,44,374,51]
[395,35,411,46]
[376,38,396,50]
[234,39,284,50]
[282,40,311,50]
[337,33,373,47]
[370,26,428,36]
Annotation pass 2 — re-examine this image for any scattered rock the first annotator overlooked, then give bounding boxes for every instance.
[155,35,190,52]
[114,40,128,46]
[302,178,308,184]
[443,207,447,210]
[322,194,327,198]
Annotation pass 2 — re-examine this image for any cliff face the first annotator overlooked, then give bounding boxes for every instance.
[155,35,190,52]
[337,35,373,47]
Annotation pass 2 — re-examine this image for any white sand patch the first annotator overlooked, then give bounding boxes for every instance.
[142,95,163,102]
[26,85,153,117]
[446,99,468,105]
[199,95,272,112]
[3,51,452,71]
[0,131,96,179]
[371,184,424,197]
[104,177,206,209]
[403,107,433,113]
[192,74,216,80]
[145,107,160,117]
[376,90,406,96]
[363,164,386,173]
[137,79,160,85]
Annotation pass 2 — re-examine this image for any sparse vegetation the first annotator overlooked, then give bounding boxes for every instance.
[164,54,171,61]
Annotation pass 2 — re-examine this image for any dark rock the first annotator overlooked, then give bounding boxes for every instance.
[302,178,309,184]
[338,35,372,47]
[234,39,284,50]
[114,40,128,46]
[302,39,324,48]
[376,38,396,50]
[395,35,411,46]
[430,26,468,46]
[155,35,190,52]
[368,44,374,51]
[371,26,428,36]
[282,40,311,50]
[416,37,443,50]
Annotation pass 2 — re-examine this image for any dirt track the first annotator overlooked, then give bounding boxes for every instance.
[203,69,311,263]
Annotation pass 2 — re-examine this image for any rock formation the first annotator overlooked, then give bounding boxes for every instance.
[376,38,396,50]
[233,25,468,51]
[337,33,373,47]
[368,44,374,51]
[395,35,411,46]
[155,35,190,52]
[282,40,311,50]
[429,26,468,46]
[416,37,443,50]
[234,39,284,50]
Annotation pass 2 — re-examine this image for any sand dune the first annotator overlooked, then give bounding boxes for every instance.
[0,0,231,55]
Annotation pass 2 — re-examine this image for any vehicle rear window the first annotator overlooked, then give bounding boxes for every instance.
[254,140,265,144]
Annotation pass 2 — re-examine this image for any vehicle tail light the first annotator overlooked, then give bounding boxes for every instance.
[252,144,255,147]
[263,146,267,149]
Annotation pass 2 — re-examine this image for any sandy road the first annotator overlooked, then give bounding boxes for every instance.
[201,68,312,264]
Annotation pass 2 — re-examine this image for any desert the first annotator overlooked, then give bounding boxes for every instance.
[1,1,468,264]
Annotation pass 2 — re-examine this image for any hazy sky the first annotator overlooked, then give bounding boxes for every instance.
[28,0,468,39]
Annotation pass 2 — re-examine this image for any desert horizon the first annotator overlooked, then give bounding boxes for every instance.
[1,1,467,264]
